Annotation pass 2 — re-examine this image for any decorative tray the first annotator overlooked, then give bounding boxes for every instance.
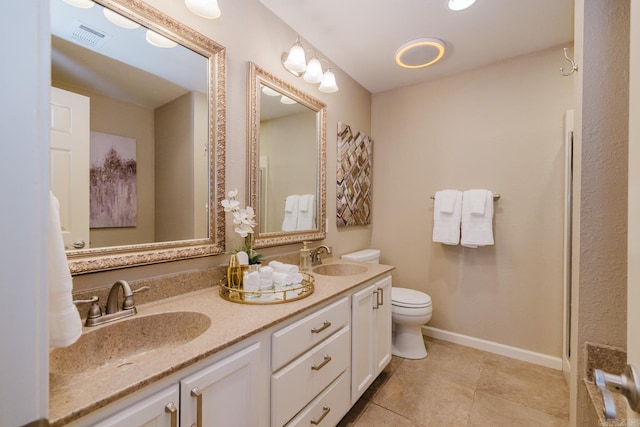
[219,272,314,305]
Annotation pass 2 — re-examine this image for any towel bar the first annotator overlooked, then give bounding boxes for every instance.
[429,193,500,201]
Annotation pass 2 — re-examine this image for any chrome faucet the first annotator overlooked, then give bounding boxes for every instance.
[74,280,148,327]
[310,245,332,266]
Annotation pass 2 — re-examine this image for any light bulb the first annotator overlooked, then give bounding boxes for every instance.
[303,57,324,84]
[318,70,338,93]
[448,0,477,11]
[63,0,95,8]
[103,8,140,29]
[145,30,177,48]
[261,86,280,97]
[185,0,221,19]
[283,40,306,74]
[280,95,296,105]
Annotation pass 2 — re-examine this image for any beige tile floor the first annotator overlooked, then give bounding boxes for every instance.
[338,337,569,427]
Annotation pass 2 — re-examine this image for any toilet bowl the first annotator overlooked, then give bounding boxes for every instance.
[341,249,433,360]
[391,287,432,359]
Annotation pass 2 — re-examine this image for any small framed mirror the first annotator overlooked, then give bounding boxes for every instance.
[50,0,226,273]
[248,62,326,248]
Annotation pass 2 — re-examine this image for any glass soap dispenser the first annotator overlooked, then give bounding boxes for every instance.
[300,241,311,272]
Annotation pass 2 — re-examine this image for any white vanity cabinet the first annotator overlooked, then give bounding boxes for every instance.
[180,342,264,427]
[94,385,179,427]
[351,275,392,403]
[271,297,351,426]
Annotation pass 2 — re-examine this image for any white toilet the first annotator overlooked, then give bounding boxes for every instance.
[341,249,432,360]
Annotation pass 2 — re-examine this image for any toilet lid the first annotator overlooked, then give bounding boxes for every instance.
[392,287,431,308]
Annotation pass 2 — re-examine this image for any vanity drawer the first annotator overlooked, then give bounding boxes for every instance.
[271,326,350,427]
[272,297,349,371]
[285,371,350,427]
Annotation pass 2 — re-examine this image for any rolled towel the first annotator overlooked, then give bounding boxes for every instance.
[268,261,299,275]
[272,271,289,285]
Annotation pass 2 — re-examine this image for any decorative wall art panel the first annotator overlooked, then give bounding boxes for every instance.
[89,131,137,228]
[336,123,373,227]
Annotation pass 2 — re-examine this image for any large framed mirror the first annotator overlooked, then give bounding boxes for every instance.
[248,62,326,248]
[50,0,226,274]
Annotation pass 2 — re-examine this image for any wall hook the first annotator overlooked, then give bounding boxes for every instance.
[560,48,578,76]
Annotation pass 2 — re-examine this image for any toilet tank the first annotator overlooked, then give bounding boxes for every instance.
[341,249,380,264]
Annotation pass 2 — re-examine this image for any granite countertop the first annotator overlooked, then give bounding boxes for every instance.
[49,260,394,426]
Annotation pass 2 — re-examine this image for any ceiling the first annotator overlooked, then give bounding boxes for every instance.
[259,0,575,94]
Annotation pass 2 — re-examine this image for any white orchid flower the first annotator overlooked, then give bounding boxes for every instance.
[221,198,240,212]
[227,188,238,198]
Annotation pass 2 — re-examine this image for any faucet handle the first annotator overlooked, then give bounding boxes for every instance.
[122,286,150,310]
[73,296,101,321]
[72,295,98,305]
[133,286,150,295]
[594,364,640,420]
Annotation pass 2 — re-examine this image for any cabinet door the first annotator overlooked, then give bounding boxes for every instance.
[94,384,179,427]
[374,275,392,374]
[351,283,376,403]
[180,342,261,427]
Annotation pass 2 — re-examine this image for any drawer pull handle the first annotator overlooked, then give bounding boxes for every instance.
[311,354,332,371]
[373,289,379,309]
[311,406,331,425]
[311,320,331,334]
[164,402,177,427]
[377,287,384,306]
[191,387,203,427]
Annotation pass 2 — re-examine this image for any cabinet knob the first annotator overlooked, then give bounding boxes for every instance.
[164,402,177,427]
[310,405,331,425]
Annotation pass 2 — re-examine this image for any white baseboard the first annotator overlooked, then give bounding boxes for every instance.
[422,326,563,371]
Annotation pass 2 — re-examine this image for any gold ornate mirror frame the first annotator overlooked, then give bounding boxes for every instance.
[64,0,226,274]
[248,62,326,248]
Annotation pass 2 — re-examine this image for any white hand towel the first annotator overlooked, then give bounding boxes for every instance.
[48,191,82,348]
[439,189,458,213]
[296,194,316,230]
[281,195,299,231]
[432,190,462,245]
[461,189,494,248]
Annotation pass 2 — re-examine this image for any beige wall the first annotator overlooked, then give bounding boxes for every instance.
[155,92,195,242]
[570,0,629,424]
[71,0,373,291]
[370,47,573,357]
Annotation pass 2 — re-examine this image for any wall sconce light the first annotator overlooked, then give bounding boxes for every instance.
[281,36,339,93]
[185,0,221,19]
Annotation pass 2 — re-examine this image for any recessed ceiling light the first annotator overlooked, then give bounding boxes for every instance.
[394,38,446,69]
[448,0,477,11]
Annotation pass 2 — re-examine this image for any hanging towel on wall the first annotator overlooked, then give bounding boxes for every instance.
[48,191,83,348]
[281,195,299,231]
[461,189,494,248]
[432,190,462,245]
[296,194,316,230]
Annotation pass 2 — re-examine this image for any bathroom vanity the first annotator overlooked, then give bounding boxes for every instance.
[49,260,394,427]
